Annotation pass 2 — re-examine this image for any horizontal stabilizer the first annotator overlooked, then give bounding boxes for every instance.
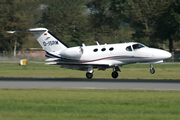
[7,31,17,34]
[7,28,47,34]
[7,28,68,54]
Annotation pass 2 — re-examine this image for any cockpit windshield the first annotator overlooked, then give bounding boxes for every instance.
[132,44,145,50]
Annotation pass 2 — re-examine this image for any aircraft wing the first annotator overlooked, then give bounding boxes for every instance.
[46,62,111,71]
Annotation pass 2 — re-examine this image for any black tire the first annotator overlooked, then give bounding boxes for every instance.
[86,72,93,79]
[150,68,155,74]
[111,71,118,79]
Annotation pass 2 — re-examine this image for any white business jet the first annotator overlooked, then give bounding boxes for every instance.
[8,28,171,79]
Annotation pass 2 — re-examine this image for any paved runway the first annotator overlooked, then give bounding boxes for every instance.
[0,78,180,90]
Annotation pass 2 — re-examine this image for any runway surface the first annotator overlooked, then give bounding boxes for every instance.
[0,78,180,90]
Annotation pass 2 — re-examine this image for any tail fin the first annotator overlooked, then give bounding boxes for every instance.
[8,28,68,53]
[30,28,68,52]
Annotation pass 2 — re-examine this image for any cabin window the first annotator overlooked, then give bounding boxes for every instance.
[101,48,106,51]
[132,44,145,50]
[126,46,132,51]
[93,48,98,52]
[109,47,114,51]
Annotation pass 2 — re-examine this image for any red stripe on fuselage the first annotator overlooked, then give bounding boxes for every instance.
[79,55,132,63]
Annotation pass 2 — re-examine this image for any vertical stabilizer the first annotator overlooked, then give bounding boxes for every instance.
[29,28,68,53]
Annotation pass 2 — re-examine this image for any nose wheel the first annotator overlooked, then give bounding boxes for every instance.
[150,68,155,74]
[150,64,155,74]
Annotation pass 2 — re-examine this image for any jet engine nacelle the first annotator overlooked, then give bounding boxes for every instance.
[60,47,83,59]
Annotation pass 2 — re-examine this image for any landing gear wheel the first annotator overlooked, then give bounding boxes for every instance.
[111,71,118,79]
[150,68,155,74]
[86,72,93,79]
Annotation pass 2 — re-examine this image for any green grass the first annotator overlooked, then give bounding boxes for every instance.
[0,89,180,120]
[0,62,179,79]
[0,63,179,119]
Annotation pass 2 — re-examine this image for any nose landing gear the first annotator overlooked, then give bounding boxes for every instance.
[150,64,155,74]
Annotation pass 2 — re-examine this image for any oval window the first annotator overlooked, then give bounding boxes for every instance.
[93,48,98,52]
[109,47,114,51]
[101,48,106,51]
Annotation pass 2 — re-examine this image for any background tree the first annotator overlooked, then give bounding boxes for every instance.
[1,0,180,55]
[112,0,171,47]
[127,0,171,47]
[0,0,51,53]
[16,0,51,49]
[86,0,121,44]
[41,0,90,46]
[0,0,29,56]
[153,0,180,52]
[0,0,12,51]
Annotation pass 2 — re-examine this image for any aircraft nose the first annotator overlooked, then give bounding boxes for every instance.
[167,52,172,58]
[153,49,172,60]
[162,51,172,59]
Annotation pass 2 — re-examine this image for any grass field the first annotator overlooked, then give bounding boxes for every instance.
[0,62,179,79]
[0,62,180,120]
[0,89,180,120]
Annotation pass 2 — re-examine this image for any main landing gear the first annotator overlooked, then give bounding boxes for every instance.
[85,66,121,79]
[111,66,121,79]
[150,64,155,74]
[86,67,94,79]
[111,71,118,79]
[86,72,93,79]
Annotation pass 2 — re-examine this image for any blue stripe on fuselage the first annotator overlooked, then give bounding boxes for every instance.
[45,51,61,58]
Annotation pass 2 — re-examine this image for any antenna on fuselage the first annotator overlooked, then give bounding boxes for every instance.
[82,43,85,47]
[95,41,99,45]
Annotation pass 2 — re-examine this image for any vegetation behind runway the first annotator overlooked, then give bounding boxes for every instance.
[0,89,180,120]
[0,62,179,79]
